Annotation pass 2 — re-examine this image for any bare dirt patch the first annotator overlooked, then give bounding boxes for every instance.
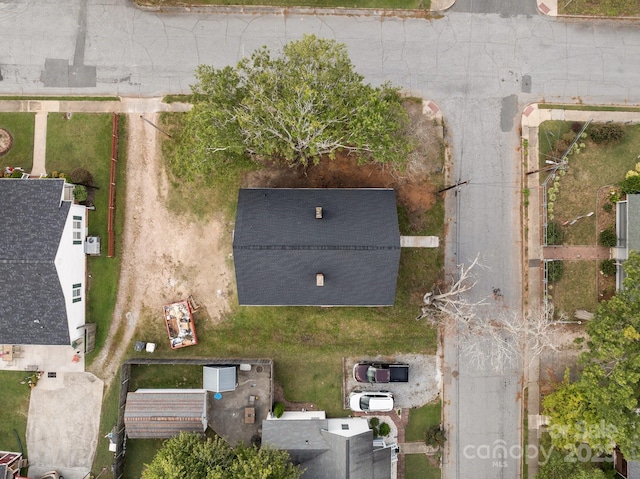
[90,113,232,388]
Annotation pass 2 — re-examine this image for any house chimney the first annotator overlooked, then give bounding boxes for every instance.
[316,207,323,219]
[316,273,324,287]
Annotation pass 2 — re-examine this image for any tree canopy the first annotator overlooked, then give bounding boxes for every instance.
[175,34,410,177]
[543,251,640,459]
[141,432,302,479]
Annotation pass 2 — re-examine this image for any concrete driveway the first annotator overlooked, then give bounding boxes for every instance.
[26,372,103,479]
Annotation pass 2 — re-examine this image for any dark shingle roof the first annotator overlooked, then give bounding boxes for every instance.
[124,391,208,439]
[0,179,71,345]
[233,189,401,306]
[262,419,384,479]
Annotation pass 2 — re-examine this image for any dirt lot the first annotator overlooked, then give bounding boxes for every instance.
[90,114,233,387]
[90,101,445,389]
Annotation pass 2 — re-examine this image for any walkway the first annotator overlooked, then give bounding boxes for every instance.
[0,98,192,177]
[543,245,611,261]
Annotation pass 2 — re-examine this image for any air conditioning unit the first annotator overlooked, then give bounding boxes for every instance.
[84,236,101,256]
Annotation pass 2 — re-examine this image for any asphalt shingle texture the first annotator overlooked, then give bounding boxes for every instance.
[0,179,71,345]
[233,188,401,306]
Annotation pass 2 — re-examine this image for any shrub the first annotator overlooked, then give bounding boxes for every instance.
[369,417,380,428]
[73,185,88,202]
[273,402,285,418]
[599,227,617,247]
[571,121,584,133]
[600,259,617,277]
[621,175,640,195]
[546,221,564,245]
[589,123,625,144]
[547,260,565,284]
[10,170,23,178]
[603,202,613,213]
[425,425,446,448]
[70,167,95,187]
[379,422,391,437]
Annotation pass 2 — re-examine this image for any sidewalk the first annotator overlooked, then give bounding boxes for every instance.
[543,245,611,261]
[0,97,191,177]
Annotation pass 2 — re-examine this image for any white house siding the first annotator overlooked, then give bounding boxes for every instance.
[54,202,87,343]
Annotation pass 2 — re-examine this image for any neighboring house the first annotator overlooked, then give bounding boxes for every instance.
[614,447,640,479]
[0,179,88,346]
[124,389,209,439]
[262,411,394,479]
[233,188,401,306]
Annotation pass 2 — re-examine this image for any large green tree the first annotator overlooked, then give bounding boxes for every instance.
[175,34,410,177]
[141,433,302,479]
[543,251,640,459]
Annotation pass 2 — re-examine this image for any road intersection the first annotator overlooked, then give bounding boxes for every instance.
[2,1,640,478]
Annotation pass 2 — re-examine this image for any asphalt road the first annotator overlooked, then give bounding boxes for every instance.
[3,2,640,479]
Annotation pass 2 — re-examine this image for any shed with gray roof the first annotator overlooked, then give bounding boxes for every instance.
[233,188,401,306]
[262,417,392,479]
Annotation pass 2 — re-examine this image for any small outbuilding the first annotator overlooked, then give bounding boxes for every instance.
[203,366,237,393]
[124,389,209,439]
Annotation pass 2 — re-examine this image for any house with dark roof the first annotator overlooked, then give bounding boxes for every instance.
[0,179,88,346]
[124,389,209,439]
[232,188,401,306]
[262,412,393,479]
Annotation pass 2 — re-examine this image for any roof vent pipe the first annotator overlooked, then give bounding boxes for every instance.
[316,207,323,219]
[316,273,324,287]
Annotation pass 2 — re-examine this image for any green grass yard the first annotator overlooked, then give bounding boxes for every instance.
[550,260,599,320]
[559,0,640,16]
[539,121,640,245]
[0,372,32,454]
[405,400,442,442]
[45,113,128,362]
[405,455,441,479]
[0,113,35,173]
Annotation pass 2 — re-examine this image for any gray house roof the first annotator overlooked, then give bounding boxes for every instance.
[262,419,389,479]
[233,188,401,306]
[0,179,71,345]
[203,366,237,393]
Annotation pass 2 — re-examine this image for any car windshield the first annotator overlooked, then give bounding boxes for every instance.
[360,396,370,410]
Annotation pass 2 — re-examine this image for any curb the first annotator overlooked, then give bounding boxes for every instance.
[135,1,455,18]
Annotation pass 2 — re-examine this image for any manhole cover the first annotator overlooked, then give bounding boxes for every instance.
[256,366,263,373]
[0,128,13,156]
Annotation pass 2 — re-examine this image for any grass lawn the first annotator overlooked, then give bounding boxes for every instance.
[0,113,35,173]
[405,400,442,442]
[138,0,431,9]
[0,372,32,454]
[559,0,640,16]
[405,455,441,479]
[550,261,599,320]
[46,113,128,362]
[539,121,640,245]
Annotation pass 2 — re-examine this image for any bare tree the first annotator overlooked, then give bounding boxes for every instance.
[418,256,559,371]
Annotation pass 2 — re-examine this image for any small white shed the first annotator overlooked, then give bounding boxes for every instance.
[203,366,237,393]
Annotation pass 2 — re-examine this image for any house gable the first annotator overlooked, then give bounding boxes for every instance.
[0,179,86,345]
[233,188,401,306]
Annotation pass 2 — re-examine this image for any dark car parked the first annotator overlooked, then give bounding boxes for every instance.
[353,362,409,383]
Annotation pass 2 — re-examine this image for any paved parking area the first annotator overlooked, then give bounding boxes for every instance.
[343,354,441,409]
[26,372,103,479]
